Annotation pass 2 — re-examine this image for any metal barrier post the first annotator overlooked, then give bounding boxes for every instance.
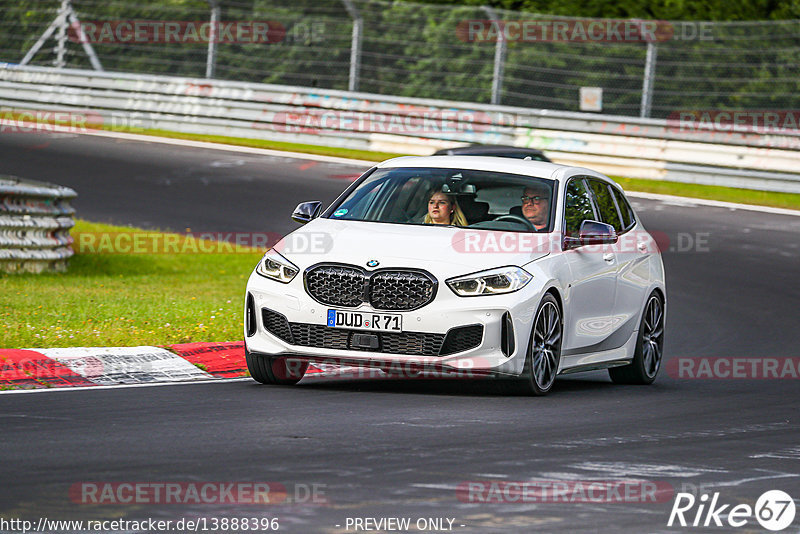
[206,0,220,79]
[341,0,363,92]
[20,0,103,71]
[482,6,506,106]
[640,41,658,118]
[54,0,69,68]
[20,3,69,66]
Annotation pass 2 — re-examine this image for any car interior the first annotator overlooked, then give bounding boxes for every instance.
[329,168,556,232]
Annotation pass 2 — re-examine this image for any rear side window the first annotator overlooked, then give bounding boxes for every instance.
[564,178,596,237]
[611,187,636,230]
[588,179,623,232]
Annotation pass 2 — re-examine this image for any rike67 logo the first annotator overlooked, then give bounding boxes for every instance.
[668,490,796,531]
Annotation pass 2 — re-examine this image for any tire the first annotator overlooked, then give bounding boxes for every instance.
[245,349,308,385]
[609,291,664,385]
[504,293,562,396]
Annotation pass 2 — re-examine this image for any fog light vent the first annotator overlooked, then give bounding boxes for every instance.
[501,312,515,357]
[439,324,483,356]
[246,293,257,337]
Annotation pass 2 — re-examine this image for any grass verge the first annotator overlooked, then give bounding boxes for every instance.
[611,176,800,211]
[0,220,261,348]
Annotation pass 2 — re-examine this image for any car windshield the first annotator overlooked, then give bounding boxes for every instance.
[326,167,556,233]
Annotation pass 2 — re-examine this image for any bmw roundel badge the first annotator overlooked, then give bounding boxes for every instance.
[366,260,380,268]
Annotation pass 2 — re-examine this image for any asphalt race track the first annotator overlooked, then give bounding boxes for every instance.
[1,131,799,533]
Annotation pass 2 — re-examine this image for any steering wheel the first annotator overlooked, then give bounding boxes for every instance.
[493,214,537,232]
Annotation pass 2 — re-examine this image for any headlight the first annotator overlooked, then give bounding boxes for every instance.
[446,266,532,297]
[255,249,299,283]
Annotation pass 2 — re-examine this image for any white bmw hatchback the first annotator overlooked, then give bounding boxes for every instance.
[244,156,666,395]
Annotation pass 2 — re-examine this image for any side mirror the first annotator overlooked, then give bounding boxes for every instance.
[291,201,322,224]
[564,220,618,249]
[578,220,618,246]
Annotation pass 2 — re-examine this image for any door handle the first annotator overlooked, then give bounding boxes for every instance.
[603,253,615,263]
[637,242,648,252]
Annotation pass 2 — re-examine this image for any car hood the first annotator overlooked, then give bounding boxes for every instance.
[274,218,551,278]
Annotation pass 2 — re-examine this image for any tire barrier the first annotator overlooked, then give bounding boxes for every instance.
[0,175,76,273]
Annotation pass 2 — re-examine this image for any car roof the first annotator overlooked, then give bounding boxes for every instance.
[433,144,546,157]
[376,155,617,187]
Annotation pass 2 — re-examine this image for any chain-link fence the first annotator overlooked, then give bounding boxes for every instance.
[1,0,798,119]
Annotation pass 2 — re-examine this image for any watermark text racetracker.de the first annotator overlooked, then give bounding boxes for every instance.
[67,20,324,45]
[450,230,709,254]
[70,481,327,505]
[457,480,674,503]
[68,20,288,44]
[668,109,800,150]
[0,516,280,533]
[669,110,800,136]
[72,231,334,255]
[0,109,193,134]
[277,356,498,381]
[666,357,800,379]
[456,19,715,43]
[261,109,516,136]
[0,109,102,134]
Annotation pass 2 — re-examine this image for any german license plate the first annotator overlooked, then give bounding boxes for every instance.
[327,309,402,332]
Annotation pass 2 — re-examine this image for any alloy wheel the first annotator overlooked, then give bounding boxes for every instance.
[641,295,664,378]
[531,300,561,390]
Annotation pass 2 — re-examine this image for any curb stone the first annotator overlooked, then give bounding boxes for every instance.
[0,342,324,390]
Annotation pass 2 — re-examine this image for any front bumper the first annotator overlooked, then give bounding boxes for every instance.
[243,267,545,377]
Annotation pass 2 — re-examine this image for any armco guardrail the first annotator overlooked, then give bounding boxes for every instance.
[1,64,799,194]
[0,175,76,273]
